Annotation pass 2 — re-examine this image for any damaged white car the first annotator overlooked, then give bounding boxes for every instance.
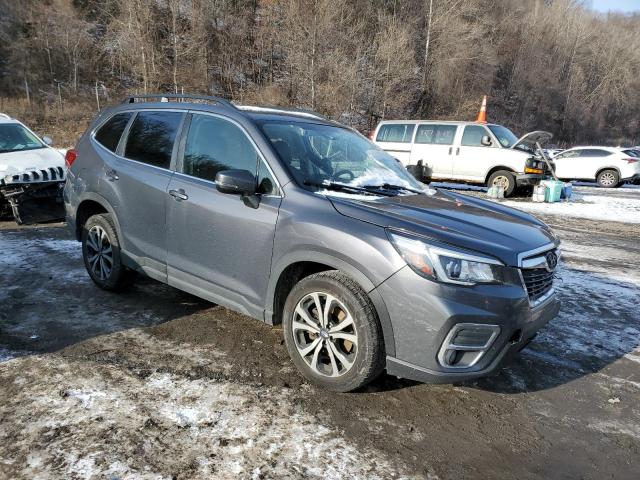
[0,114,66,224]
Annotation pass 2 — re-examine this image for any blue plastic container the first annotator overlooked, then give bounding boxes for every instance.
[561,183,573,200]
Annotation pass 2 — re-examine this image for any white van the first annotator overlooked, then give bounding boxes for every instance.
[372,120,551,196]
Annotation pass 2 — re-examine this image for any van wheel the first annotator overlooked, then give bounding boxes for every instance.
[283,271,384,392]
[596,169,620,188]
[487,170,516,197]
[81,213,133,291]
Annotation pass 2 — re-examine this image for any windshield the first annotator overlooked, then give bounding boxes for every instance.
[0,124,45,153]
[487,125,518,148]
[259,121,423,193]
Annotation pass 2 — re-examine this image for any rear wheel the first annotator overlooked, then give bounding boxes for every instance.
[487,170,516,197]
[283,271,384,392]
[82,213,133,291]
[596,169,620,188]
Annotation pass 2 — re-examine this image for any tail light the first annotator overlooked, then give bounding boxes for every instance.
[368,130,375,140]
[623,158,639,164]
[65,149,77,168]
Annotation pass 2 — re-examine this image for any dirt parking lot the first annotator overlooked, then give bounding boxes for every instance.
[1,185,639,479]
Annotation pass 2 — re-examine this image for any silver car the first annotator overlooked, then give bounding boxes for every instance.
[64,94,560,392]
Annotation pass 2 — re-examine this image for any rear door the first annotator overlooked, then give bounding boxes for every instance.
[453,124,500,181]
[409,123,458,178]
[166,112,281,318]
[99,109,184,281]
[373,123,415,166]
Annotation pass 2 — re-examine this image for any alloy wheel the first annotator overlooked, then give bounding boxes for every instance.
[86,225,113,281]
[599,171,616,187]
[291,292,358,377]
[492,175,510,190]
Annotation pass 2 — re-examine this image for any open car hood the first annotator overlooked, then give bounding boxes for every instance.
[511,131,553,150]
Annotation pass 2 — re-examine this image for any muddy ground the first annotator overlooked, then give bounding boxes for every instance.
[1,185,639,479]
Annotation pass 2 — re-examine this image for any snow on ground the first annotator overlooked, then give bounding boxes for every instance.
[501,192,640,224]
[0,332,417,479]
[523,236,640,369]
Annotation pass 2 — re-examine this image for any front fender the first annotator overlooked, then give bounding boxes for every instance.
[265,248,397,358]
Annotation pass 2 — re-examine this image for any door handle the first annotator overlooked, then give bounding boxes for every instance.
[169,189,188,201]
[455,147,460,155]
[448,147,452,155]
[105,168,119,181]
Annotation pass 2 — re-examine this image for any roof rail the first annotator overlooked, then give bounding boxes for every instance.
[236,105,327,120]
[122,93,238,110]
[0,113,11,119]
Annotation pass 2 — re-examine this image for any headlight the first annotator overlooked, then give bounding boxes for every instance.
[387,231,504,285]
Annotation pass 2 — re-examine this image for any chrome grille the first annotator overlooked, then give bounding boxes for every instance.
[521,268,554,304]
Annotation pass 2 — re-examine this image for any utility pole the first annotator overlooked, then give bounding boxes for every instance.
[24,76,30,105]
[95,81,100,111]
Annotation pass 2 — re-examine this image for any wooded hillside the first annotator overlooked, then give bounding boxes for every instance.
[0,0,638,146]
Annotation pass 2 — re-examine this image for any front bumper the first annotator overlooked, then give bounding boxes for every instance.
[515,173,545,186]
[376,265,560,383]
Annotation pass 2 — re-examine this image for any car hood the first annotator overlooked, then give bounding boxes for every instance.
[0,148,65,176]
[329,189,558,266]
[511,131,553,150]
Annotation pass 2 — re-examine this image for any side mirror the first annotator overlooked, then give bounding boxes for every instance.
[42,136,53,146]
[215,169,256,195]
[481,135,492,147]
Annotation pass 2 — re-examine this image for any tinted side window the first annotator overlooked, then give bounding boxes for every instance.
[124,111,183,168]
[461,125,490,147]
[557,150,580,159]
[376,124,415,143]
[183,114,259,182]
[581,149,612,157]
[415,125,457,145]
[95,112,132,152]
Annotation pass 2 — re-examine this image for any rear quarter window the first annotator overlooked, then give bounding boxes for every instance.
[124,111,184,169]
[375,124,415,143]
[94,112,133,152]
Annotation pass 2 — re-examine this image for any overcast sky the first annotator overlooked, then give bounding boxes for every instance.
[591,0,640,12]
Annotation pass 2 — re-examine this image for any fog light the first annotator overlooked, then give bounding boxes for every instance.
[438,323,500,369]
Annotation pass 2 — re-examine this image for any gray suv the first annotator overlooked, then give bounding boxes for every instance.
[64,94,560,392]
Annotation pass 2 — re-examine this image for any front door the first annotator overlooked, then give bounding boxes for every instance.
[166,113,281,318]
[453,124,499,181]
[409,124,457,179]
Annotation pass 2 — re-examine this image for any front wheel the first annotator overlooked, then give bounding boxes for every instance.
[596,169,620,188]
[283,271,384,392]
[487,170,516,197]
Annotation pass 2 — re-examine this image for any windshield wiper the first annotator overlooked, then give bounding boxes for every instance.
[304,180,397,197]
[361,183,425,195]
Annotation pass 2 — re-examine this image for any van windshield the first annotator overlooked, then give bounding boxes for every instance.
[259,121,424,194]
[488,125,518,148]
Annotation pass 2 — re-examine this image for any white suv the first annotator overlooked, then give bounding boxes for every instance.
[372,120,551,196]
[552,147,640,187]
[0,114,66,223]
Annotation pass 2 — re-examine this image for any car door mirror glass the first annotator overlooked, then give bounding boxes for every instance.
[215,169,257,195]
[42,136,53,145]
[481,135,492,147]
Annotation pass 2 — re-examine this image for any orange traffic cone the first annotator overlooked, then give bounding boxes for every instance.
[476,95,487,123]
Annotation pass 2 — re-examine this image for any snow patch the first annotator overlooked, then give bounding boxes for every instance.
[501,193,640,224]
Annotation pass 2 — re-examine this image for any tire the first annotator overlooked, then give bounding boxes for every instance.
[283,271,385,392]
[81,213,133,291]
[487,170,516,197]
[596,169,620,188]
